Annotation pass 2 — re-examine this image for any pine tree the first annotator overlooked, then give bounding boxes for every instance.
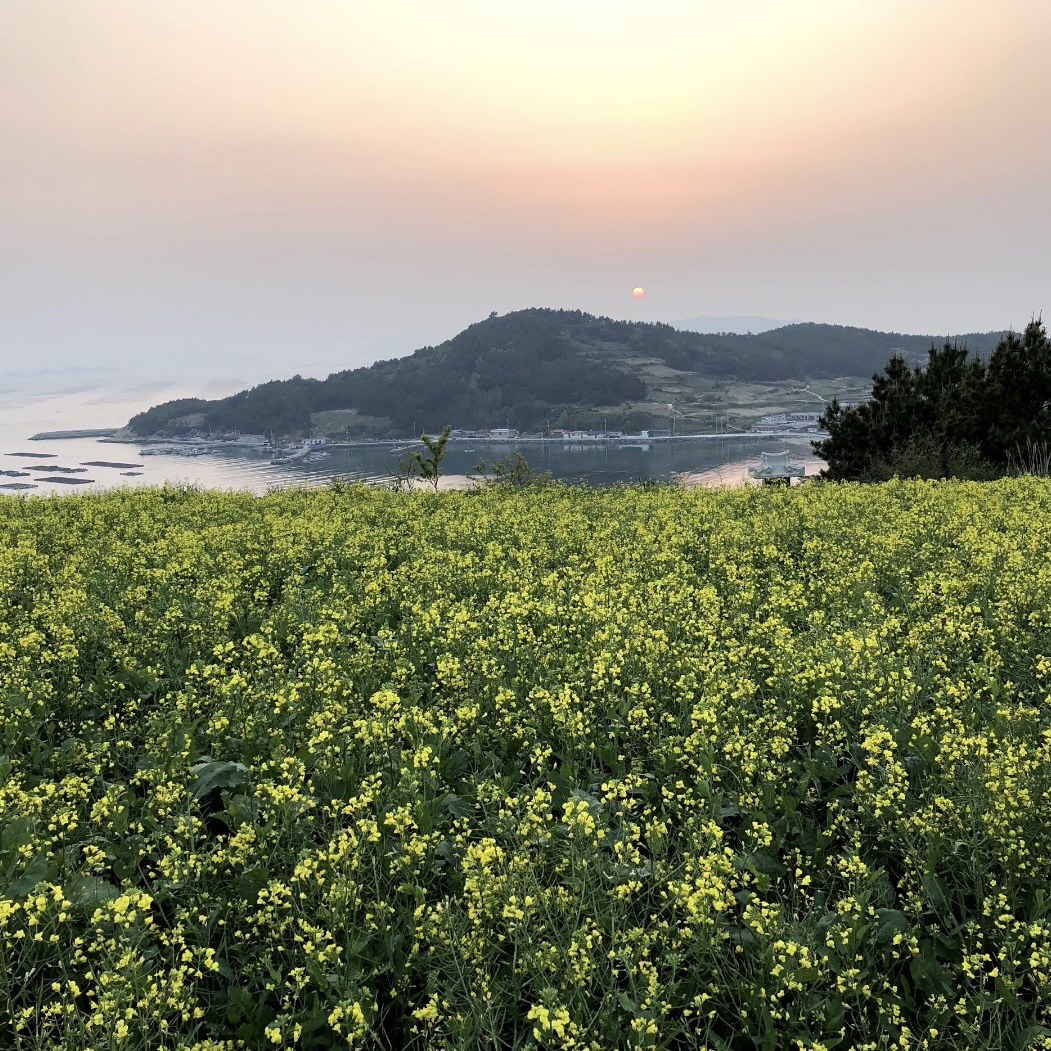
[814,319,1050,480]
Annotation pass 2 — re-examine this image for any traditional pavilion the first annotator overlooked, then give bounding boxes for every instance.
[748,450,806,485]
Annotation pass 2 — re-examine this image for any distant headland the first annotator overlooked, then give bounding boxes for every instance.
[29,428,120,440]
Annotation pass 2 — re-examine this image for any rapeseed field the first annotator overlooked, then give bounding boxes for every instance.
[1,480,1050,1050]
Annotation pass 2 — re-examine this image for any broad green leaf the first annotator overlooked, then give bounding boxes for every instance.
[66,874,119,909]
[191,760,250,798]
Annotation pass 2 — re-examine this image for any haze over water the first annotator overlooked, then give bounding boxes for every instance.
[0,372,330,495]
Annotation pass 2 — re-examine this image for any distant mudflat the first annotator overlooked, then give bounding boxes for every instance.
[81,461,143,469]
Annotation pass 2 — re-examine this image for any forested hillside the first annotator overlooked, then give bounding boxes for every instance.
[127,309,1007,439]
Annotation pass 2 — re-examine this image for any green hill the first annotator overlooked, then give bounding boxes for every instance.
[127,308,1008,439]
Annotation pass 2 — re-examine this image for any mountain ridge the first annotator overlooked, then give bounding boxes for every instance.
[672,314,800,334]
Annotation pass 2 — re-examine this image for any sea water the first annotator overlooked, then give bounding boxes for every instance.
[0,373,823,495]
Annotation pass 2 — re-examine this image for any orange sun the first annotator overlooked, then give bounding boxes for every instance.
[632,286,645,299]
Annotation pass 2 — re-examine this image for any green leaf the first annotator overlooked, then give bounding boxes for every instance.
[728,925,759,949]
[875,907,908,945]
[66,874,119,910]
[236,865,270,900]
[191,760,250,799]
[1,816,33,853]
[438,792,474,820]
[6,855,50,896]
[1020,1026,1051,1048]
[910,942,953,996]
[442,748,470,782]
[920,872,951,911]
[735,848,787,877]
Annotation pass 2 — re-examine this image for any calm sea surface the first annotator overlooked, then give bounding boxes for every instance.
[0,374,823,495]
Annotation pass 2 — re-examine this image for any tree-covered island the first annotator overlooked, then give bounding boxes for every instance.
[126,309,1007,442]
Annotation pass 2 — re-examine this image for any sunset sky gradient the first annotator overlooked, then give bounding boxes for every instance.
[2,1,1049,375]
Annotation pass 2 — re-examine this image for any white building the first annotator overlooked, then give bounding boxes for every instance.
[754,412,825,434]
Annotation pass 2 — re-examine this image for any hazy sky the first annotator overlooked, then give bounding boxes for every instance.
[2,1,1049,378]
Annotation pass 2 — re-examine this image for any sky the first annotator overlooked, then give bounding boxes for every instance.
[2,0,1050,379]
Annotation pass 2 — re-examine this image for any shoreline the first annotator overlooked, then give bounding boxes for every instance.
[677,454,826,488]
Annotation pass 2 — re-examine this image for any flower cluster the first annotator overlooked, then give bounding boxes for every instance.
[0,479,1050,1048]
